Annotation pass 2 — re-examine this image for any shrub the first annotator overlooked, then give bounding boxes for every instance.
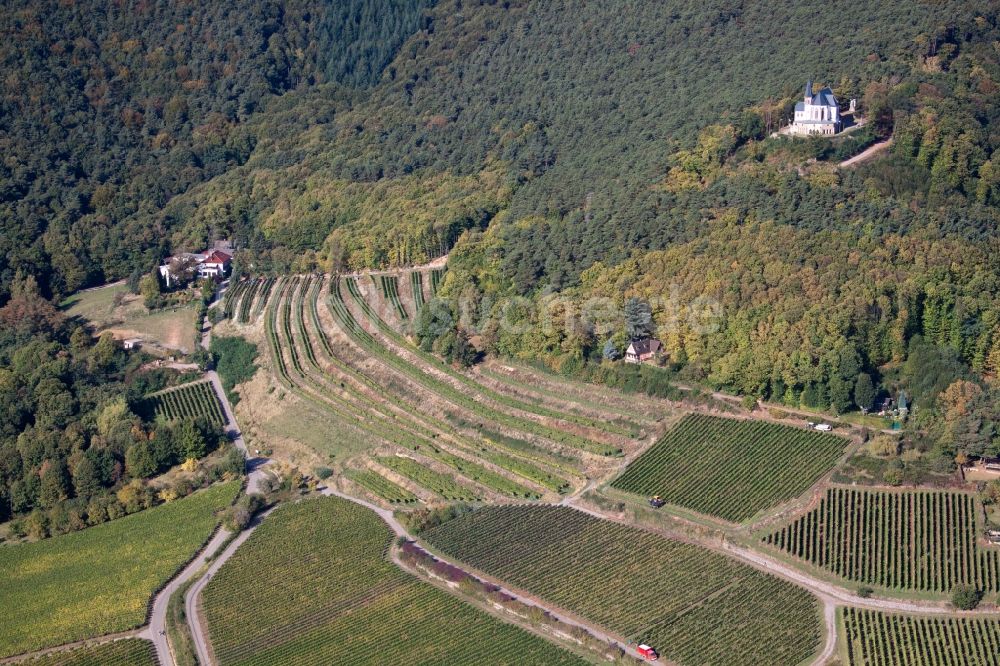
[314,466,334,480]
[882,467,904,486]
[210,336,258,405]
[857,585,874,598]
[222,493,266,532]
[397,503,476,534]
[951,584,981,610]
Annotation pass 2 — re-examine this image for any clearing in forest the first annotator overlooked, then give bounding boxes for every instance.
[61,282,199,353]
[420,505,823,666]
[201,496,586,666]
[611,413,846,522]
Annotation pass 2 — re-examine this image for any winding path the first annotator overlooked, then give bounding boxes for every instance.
[138,528,233,662]
[319,488,656,663]
[184,508,275,666]
[143,306,271,666]
[839,138,892,167]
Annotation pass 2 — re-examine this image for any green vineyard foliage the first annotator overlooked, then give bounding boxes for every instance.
[202,497,585,665]
[842,607,1000,666]
[147,380,226,427]
[612,414,845,522]
[422,505,822,666]
[25,639,158,666]
[0,482,239,657]
[765,487,1000,593]
[345,470,419,504]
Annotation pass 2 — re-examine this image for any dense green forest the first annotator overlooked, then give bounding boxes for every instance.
[0,0,431,300]
[0,276,241,538]
[2,1,998,478]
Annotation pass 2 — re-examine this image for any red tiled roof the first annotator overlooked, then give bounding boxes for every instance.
[202,250,232,264]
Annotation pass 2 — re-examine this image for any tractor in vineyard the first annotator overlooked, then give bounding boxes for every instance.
[649,495,665,509]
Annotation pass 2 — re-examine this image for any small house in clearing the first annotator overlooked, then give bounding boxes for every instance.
[625,338,661,365]
[122,338,143,350]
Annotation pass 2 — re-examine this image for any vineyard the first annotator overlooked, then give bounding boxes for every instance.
[224,277,278,324]
[611,414,846,522]
[340,275,633,452]
[26,639,159,666]
[410,271,425,309]
[202,497,585,665]
[145,380,226,426]
[764,487,1000,593]
[0,481,238,658]
[841,607,1000,665]
[256,275,566,499]
[248,272,666,503]
[345,469,420,504]
[420,505,823,666]
[377,274,407,320]
[376,456,481,501]
[430,268,445,294]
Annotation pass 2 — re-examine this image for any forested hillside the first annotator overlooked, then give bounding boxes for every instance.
[0,0,430,300]
[2,1,998,476]
[156,0,998,276]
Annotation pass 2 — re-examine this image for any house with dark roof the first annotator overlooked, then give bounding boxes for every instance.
[790,80,841,135]
[624,338,661,365]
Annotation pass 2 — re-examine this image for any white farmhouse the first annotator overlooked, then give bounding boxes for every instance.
[158,249,232,287]
[790,80,841,136]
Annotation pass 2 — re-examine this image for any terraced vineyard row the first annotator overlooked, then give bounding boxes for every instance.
[340,276,630,450]
[223,278,253,319]
[303,281,571,495]
[249,277,277,321]
[377,274,407,320]
[421,505,823,666]
[842,607,1000,666]
[328,279,608,455]
[430,268,445,294]
[410,271,425,309]
[265,278,551,500]
[612,414,846,522]
[203,497,585,665]
[147,380,226,426]
[234,278,259,323]
[765,487,1000,592]
[345,470,420,504]
[472,443,569,494]
[26,639,159,666]
[478,364,657,427]
[377,456,480,501]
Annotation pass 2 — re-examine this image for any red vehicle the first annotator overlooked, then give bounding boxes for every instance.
[637,644,659,661]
